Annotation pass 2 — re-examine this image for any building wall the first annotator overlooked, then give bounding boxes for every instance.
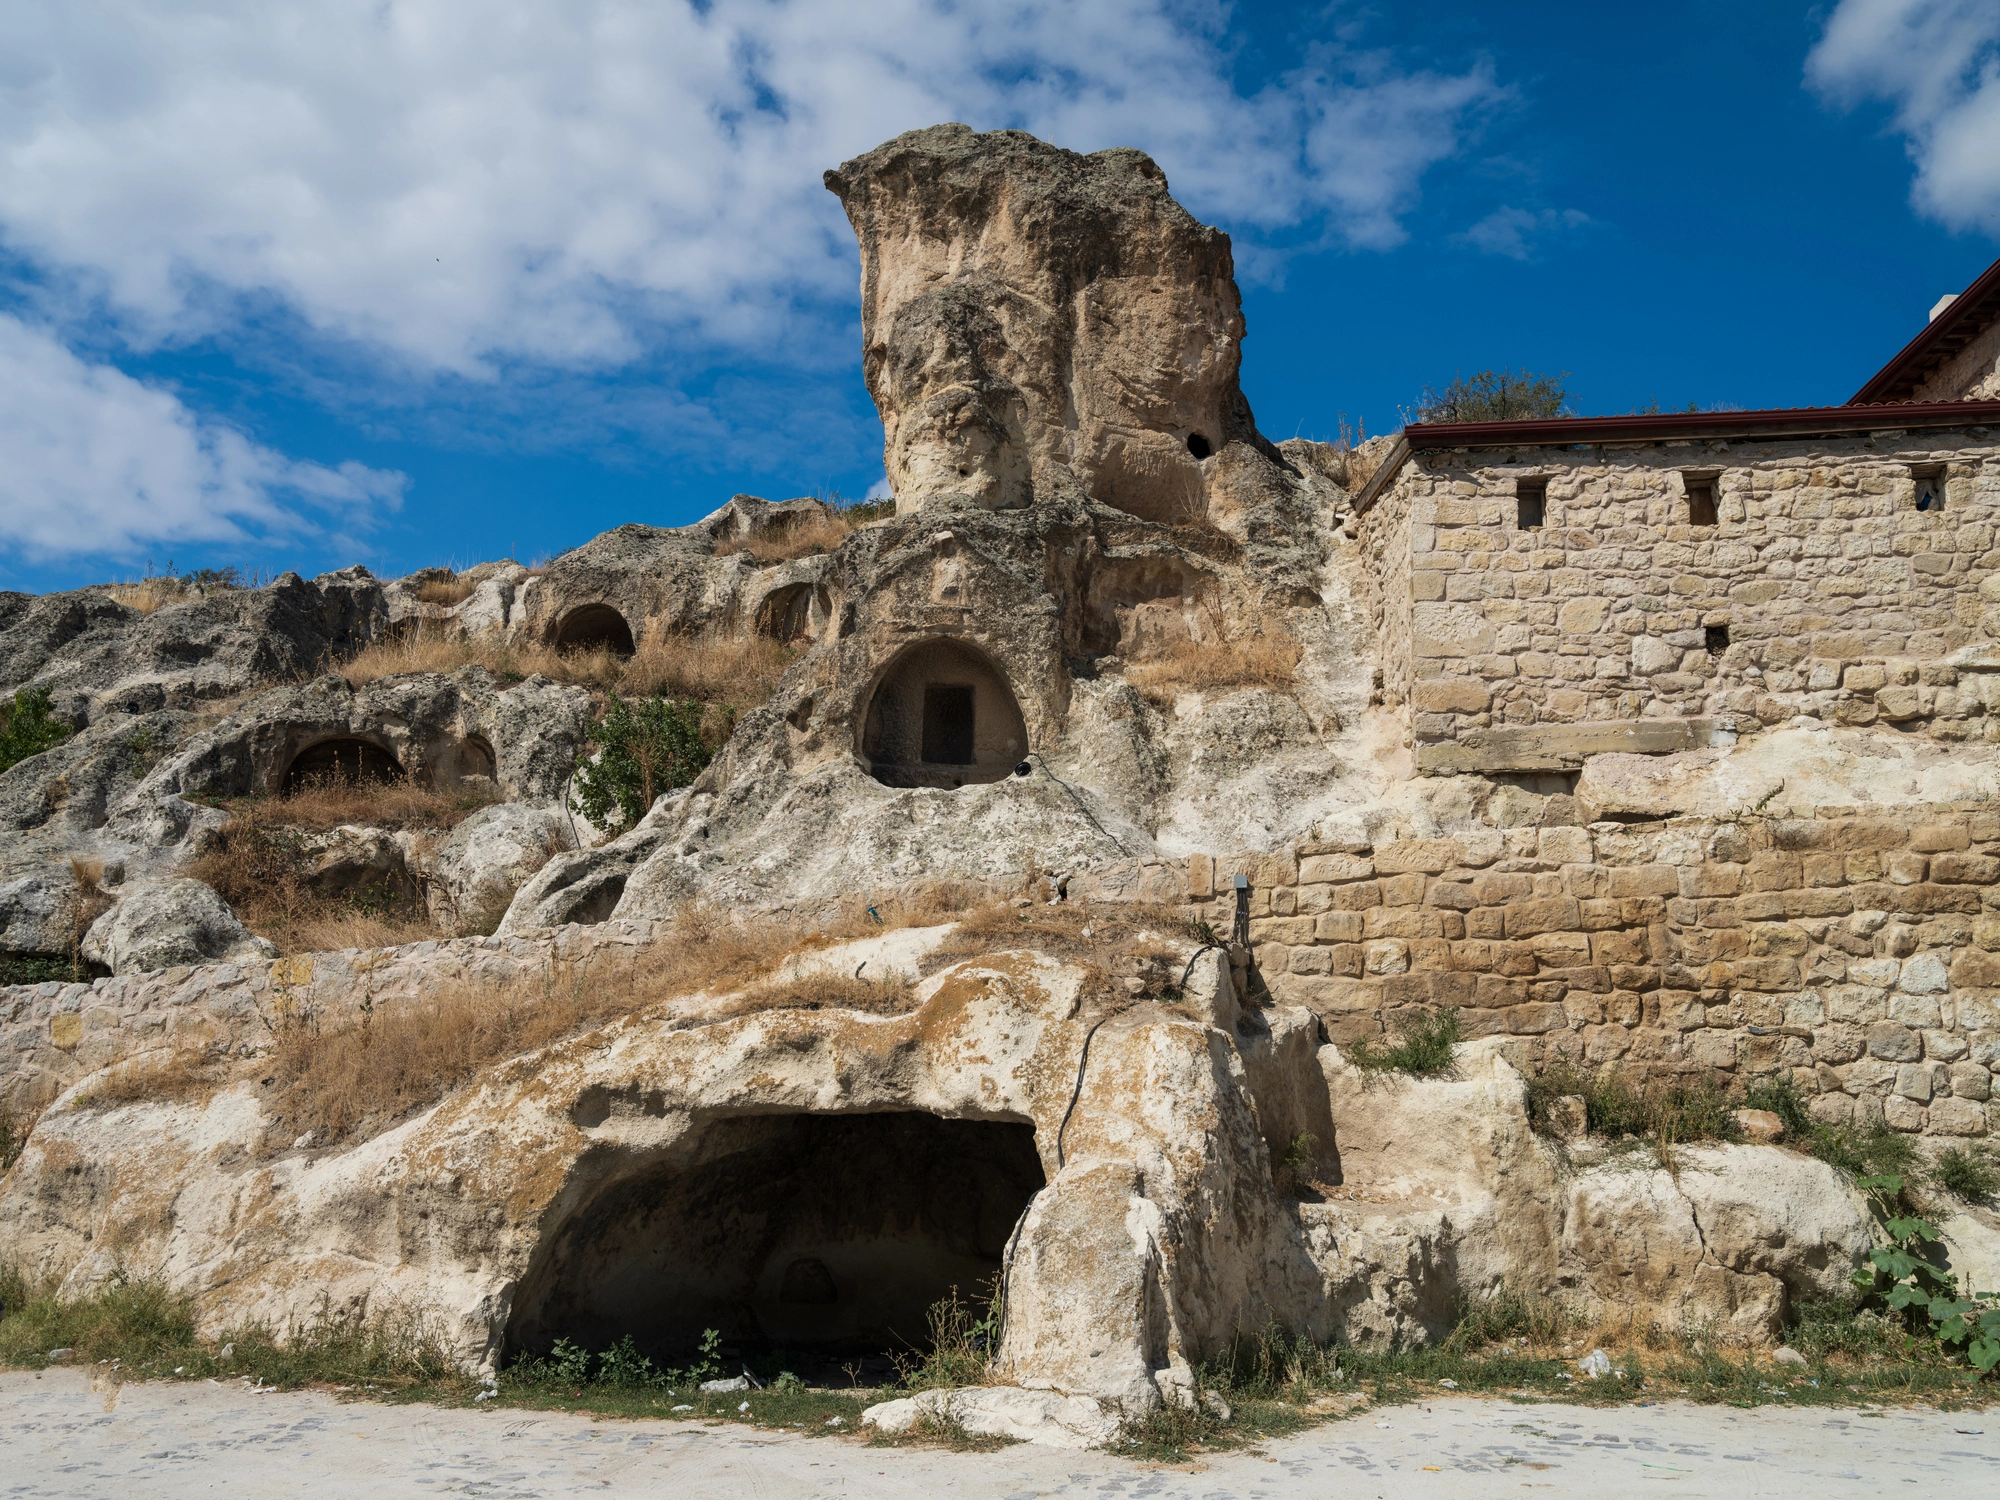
[1181,809,2000,1139]
[1384,432,2000,768]
[1914,316,2000,403]
[1355,450,1417,712]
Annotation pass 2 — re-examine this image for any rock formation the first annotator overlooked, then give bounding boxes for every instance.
[826,124,1288,524]
[8,124,2000,1445]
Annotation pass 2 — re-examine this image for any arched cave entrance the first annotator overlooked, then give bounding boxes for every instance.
[553,603,635,656]
[506,1113,1044,1368]
[282,736,401,794]
[859,638,1028,789]
[755,582,813,641]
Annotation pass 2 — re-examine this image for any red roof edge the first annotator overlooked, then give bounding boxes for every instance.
[1850,254,2000,405]
[1402,398,2000,451]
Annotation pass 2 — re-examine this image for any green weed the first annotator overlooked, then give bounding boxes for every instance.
[0,688,72,776]
[1934,1147,1999,1205]
[1348,1007,1461,1076]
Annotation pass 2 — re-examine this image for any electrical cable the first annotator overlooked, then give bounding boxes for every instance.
[1025,751,1129,857]
[1055,1013,1111,1169]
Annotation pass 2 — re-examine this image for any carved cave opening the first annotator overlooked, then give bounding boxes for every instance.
[553,604,636,657]
[282,736,401,794]
[506,1113,1044,1368]
[860,638,1028,789]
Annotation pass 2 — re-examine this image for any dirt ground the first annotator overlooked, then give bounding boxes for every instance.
[5,1367,1996,1498]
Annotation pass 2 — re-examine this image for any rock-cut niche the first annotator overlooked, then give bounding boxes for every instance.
[281,736,401,794]
[553,604,635,657]
[505,1112,1044,1365]
[859,638,1028,789]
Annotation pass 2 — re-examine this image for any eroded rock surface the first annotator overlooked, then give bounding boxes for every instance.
[826,124,1288,523]
[80,877,277,976]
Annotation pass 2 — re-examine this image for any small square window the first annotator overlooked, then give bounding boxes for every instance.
[1705,624,1729,655]
[1912,464,1946,513]
[1516,478,1547,530]
[1684,475,1718,527]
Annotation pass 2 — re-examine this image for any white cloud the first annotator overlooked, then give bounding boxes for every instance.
[1809,0,2000,233]
[0,313,404,560]
[0,1,1505,379]
[1458,205,1591,260]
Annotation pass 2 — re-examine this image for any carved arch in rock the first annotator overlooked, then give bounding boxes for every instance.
[280,735,402,794]
[503,1111,1045,1363]
[552,603,635,656]
[858,637,1029,789]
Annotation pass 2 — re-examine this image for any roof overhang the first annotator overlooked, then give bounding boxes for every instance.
[1851,254,2000,404]
[1350,399,2000,515]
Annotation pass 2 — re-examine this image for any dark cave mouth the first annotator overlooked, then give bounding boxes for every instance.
[504,1112,1046,1368]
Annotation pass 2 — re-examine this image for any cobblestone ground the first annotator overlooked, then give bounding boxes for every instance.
[4,1370,1997,1498]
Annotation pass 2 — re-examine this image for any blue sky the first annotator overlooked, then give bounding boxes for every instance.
[2,0,1998,594]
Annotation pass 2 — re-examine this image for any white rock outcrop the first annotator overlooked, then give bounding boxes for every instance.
[79,878,277,976]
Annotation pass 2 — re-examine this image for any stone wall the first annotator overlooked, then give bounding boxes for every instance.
[1355,450,1416,712]
[1380,432,2000,771]
[0,919,660,1119]
[1182,807,2000,1138]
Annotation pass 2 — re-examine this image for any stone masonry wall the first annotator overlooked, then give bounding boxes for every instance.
[1182,807,2000,1138]
[1392,432,2000,765]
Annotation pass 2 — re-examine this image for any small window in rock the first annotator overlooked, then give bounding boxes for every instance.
[1515,478,1547,530]
[1685,476,1718,527]
[921,684,975,765]
[1913,464,1945,512]
[1186,433,1213,460]
[1705,624,1729,655]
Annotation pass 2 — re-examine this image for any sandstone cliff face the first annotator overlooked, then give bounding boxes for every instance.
[826,124,1282,523]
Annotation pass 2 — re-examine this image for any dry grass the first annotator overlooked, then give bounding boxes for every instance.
[413,575,477,606]
[73,1048,222,1110]
[715,510,852,564]
[185,775,497,954]
[714,969,914,1021]
[1124,632,1299,706]
[104,579,182,614]
[340,624,795,708]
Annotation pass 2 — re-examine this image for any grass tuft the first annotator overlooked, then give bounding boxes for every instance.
[1348,1007,1460,1076]
[1934,1146,1999,1205]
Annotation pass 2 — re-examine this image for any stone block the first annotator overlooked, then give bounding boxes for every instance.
[1289,947,1334,976]
[1746,854,1802,892]
[1364,940,1410,976]
[1885,853,1929,885]
[1895,1063,1935,1101]
[1930,852,2000,884]
[1249,917,1316,945]
[1411,678,1492,714]
[1887,994,1943,1028]
[1374,839,1460,875]
[1928,1097,1988,1135]
[1424,882,1478,911]
[1186,854,1214,900]
[1505,1002,1568,1035]
[1329,881,1383,911]
[1538,827,1594,865]
[1948,1061,1992,1102]
[1473,873,1535,905]
[1314,911,1364,944]
[1299,853,1374,884]
[1731,957,1803,991]
[1503,897,1582,938]
[1883,1095,1927,1132]
[1911,823,1971,853]
[1680,863,1743,898]
[1467,908,1506,940]
[1867,1022,1923,1062]
[1925,1029,1968,1061]
[1379,873,1429,907]
[1898,952,1950,993]
[1608,866,1680,898]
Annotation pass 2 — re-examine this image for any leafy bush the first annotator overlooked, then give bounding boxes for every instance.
[571,691,712,830]
[0,688,72,775]
[1851,1173,2000,1374]
[510,1327,721,1390]
[1935,1147,1999,1205]
[1348,1008,1460,1076]
[1407,369,1572,424]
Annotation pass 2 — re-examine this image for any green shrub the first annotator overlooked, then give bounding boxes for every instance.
[1523,1061,1592,1135]
[571,691,712,830]
[1348,1008,1460,1077]
[1935,1147,1999,1205]
[1442,1285,1584,1352]
[1743,1074,1814,1137]
[1408,369,1572,424]
[0,688,72,775]
[0,1109,18,1172]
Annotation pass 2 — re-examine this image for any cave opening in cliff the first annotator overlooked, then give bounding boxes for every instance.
[504,1112,1044,1372]
[860,637,1028,790]
[553,603,636,656]
[281,736,401,794]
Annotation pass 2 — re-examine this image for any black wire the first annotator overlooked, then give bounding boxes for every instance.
[1025,751,1129,857]
[1055,1013,1111,1169]
[1178,941,1221,993]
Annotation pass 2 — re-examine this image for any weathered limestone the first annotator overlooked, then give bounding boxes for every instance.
[79,878,277,978]
[825,124,1285,523]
